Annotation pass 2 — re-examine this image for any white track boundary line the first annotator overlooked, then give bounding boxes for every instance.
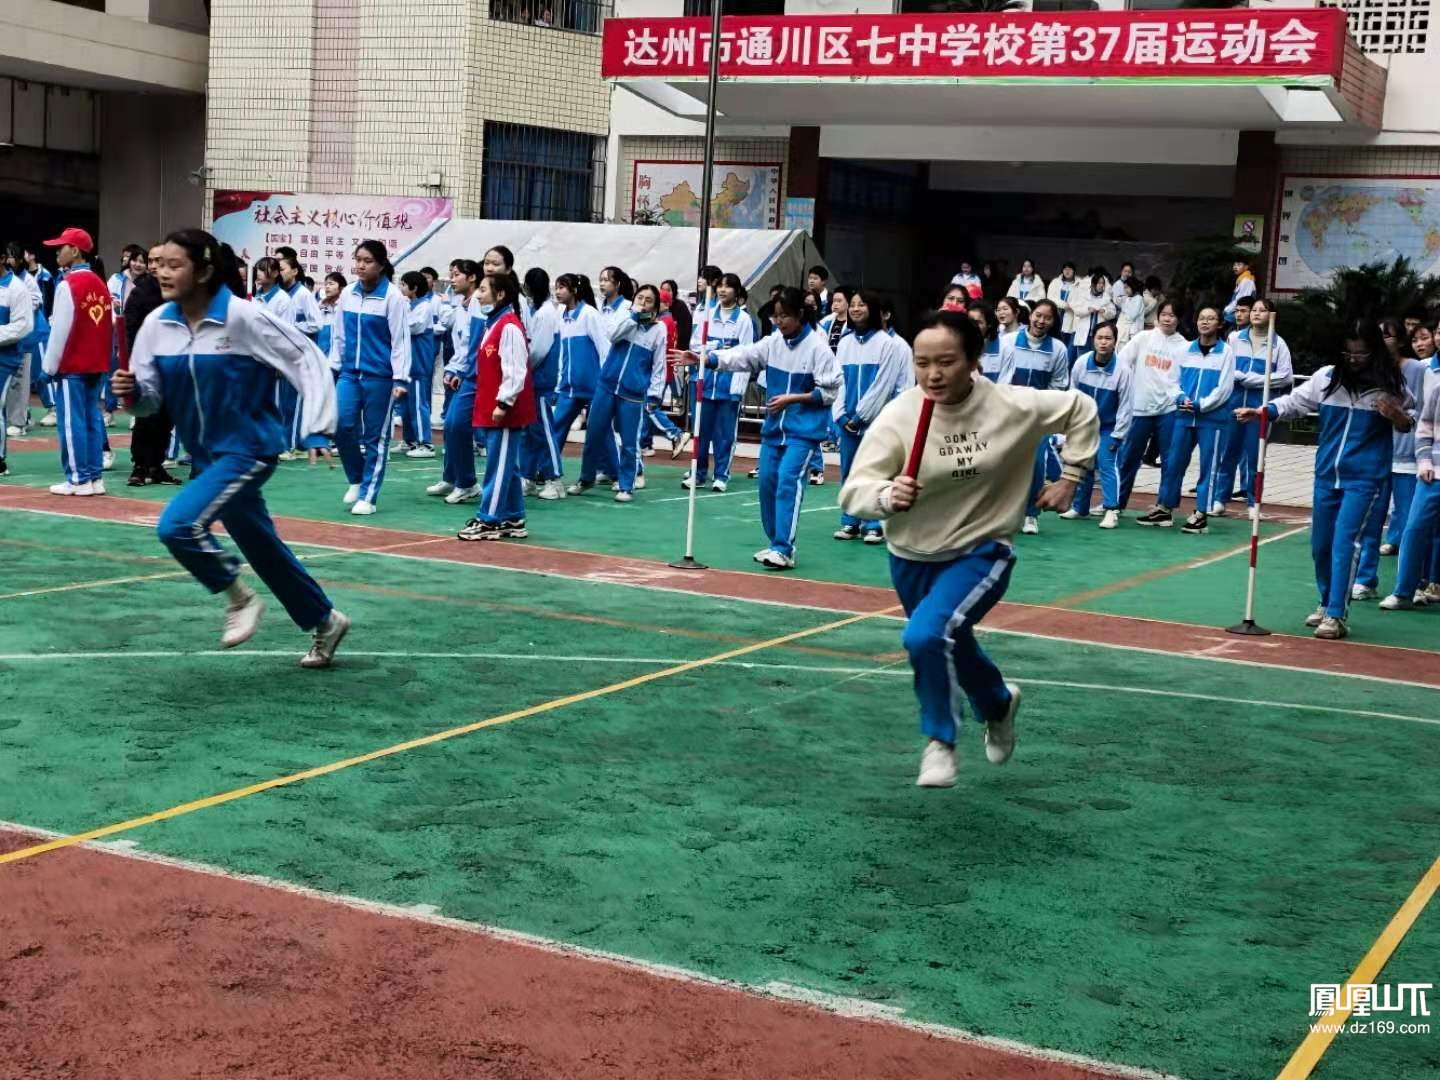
[0,650,1434,726]
[4,504,1435,691]
[0,819,1182,1080]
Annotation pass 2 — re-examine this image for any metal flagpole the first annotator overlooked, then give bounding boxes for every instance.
[668,0,724,572]
[1227,309,1276,636]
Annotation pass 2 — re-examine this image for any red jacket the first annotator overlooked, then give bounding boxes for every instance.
[58,269,114,376]
[473,309,536,429]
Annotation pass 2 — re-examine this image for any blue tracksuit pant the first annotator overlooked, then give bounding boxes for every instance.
[336,372,395,505]
[275,380,300,451]
[1216,414,1259,507]
[695,396,740,484]
[398,356,434,447]
[157,453,332,630]
[441,379,478,490]
[1355,473,1394,590]
[520,393,563,482]
[1386,473,1417,548]
[476,426,524,525]
[1025,437,1063,516]
[1072,428,1120,514]
[646,399,683,442]
[580,389,642,493]
[891,541,1016,745]
[0,370,11,459]
[837,425,879,531]
[55,373,105,484]
[1311,478,1384,619]
[29,342,53,409]
[1394,476,1440,598]
[1119,411,1176,509]
[551,393,593,479]
[758,439,817,557]
[1159,419,1228,512]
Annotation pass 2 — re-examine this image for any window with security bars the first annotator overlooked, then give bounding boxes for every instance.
[1328,0,1431,54]
[490,0,612,34]
[684,0,785,15]
[481,122,605,224]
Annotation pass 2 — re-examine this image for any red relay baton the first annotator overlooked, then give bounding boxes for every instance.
[903,396,935,480]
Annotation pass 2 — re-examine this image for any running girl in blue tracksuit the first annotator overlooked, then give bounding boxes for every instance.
[114,228,349,668]
[831,289,910,544]
[551,274,609,477]
[329,240,409,516]
[1381,325,1440,612]
[1216,297,1292,514]
[685,272,752,493]
[1061,321,1131,529]
[679,287,842,570]
[1147,305,1235,535]
[571,283,667,502]
[1237,319,1414,639]
[996,299,1070,534]
[520,267,565,500]
[398,271,437,458]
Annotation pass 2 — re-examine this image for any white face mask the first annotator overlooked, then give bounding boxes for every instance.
[478,303,494,316]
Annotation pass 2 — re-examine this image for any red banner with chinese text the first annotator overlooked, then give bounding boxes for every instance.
[602,9,1346,82]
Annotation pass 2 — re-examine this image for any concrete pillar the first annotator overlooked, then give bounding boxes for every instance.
[98,93,206,255]
[1232,130,1278,287]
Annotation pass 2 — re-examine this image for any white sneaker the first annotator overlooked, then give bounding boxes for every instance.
[808,472,825,486]
[641,447,656,459]
[711,479,728,493]
[350,500,376,516]
[1314,616,1348,641]
[1022,516,1039,535]
[1210,502,1228,516]
[49,481,79,495]
[1416,589,1432,607]
[522,479,537,497]
[597,472,613,485]
[1058,509,1082,520]
[1099,510,1120,530]
[680,475,696,490]
[444,484,480,504]
[342,484,361,505]
[301,609,351,669]
[566,481,589,496]
[634,474,646,490]
[614,490,633,503]
[1379,593,1413,611]
[90,480,106,496]
[101,450,115,470]
[670,431,693,460]
[537,479,565,500]
[102,411,113,428]
[753,548,772,563]
[984,683,1021,765]
[757,548,795,570]
[425,480,455,497]
[276,449,300,462]
[916,740,957,788]
[1351,584,1378,601]
[39,410,56,427]
[1304,606,1326,628]
[221,586,264,648]
[5,425,19,438]
[405,445,436,459]
[72,481,96,496]
[747,468,759,479]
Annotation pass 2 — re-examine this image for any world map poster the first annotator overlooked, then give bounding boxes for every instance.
[1273,175,1440,291]
[632,161,782,230]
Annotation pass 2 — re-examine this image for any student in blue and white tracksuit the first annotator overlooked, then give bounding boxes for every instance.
[1116,299,1188,510]
[1061,322,1131,529]
[1141,305,1234,534]
[969,303,1003,381]
[279,257,323,454]
[0,264,35,475]
[685,288,842,570]
[1216,298,1292,514]
[1380,328,1440,612]
[253,259,298,452]
[686,273,752,493]
[1068,274,1116,359]
[396,271,438,458]
[551,273,610,478]
[831,290,910,544]
[809,291,852,482]
[1237,320,1414,639]
[570,284,667,502]
[1355,340,1427,599]
[431,288,484,505]
[115,229,349,668]
[437,259,478,426]
[316,273,345,362]
[105,248,143,414]
[18,262,52,417]
[996,299,1070,534]
[329,240,409,516]
[520,267,565,500]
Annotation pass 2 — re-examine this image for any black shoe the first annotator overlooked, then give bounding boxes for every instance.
[496,518,529,539]
[1136,508,1173,528]
[1181,511,1209,534]
[457,517,497,541]
[0,457,8,477]
[127,471,149,487]
[1142,455,1161,468]
[833,523,861,541]
[150,468,183,486]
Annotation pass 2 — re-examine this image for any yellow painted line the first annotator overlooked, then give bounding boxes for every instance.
[0,604,899,867]
[1276,852,1440,1079]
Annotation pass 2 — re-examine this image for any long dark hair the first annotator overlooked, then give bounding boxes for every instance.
[354,239,394,280]
[524,267,550,307]
[1331,318,1402,400]
[485,245,516,271]
[484,271,522,313]
[848,287,884,334]
[557,272,597,309]
[400,269,430,298]
[601,265,634,303]
[662,278,692,345]
[969,300,998,343]
[163,229,240,299]
[253,256,282,288]
[774,286,818,329]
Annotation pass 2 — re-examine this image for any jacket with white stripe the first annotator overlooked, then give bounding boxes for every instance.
[997,329,1069,391]
[1266,366,1412,487]
[1225,328,1293,409]
[0,271,35,373]
[833,327,910,428]
[1412,362,1440,470]
[527,300,563,395]
[557,301,610,399]
[255,284,294,324]
[690,303,753,401]
[407,296,437,378]
[1070,350,1133,441]
[283,282,322,337]
[330,277,410,382]
[603,311,667,402]
[1174,338,1236,428]
[712,322,841,446]
[128,287,336,459]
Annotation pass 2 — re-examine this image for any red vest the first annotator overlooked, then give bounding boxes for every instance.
[472,309,537,429]
[58,269,114,376]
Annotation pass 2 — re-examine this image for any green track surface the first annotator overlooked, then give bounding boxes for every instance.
[2,511,1439,1080]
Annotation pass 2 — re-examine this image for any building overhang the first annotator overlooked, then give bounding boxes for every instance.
[1,0,206,95]
[604,9,1384,136]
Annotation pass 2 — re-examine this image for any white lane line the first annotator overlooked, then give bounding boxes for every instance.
[1185,525,1309,569]
[0,819,1182,1080]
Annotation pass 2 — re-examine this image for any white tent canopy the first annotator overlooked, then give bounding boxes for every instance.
[397,220,824,301]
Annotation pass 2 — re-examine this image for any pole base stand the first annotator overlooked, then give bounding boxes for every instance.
[1226,619,1271,637]
[668,556,708,571]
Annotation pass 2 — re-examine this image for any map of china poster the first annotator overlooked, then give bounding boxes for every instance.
[632,162,782,229]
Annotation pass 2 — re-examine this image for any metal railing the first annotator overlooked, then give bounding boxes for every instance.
[490,0,611,34]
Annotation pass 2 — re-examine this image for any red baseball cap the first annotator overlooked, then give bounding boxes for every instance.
[44,227,94,253]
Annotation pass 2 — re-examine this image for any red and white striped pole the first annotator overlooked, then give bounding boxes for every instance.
[1227,309,1276,636]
